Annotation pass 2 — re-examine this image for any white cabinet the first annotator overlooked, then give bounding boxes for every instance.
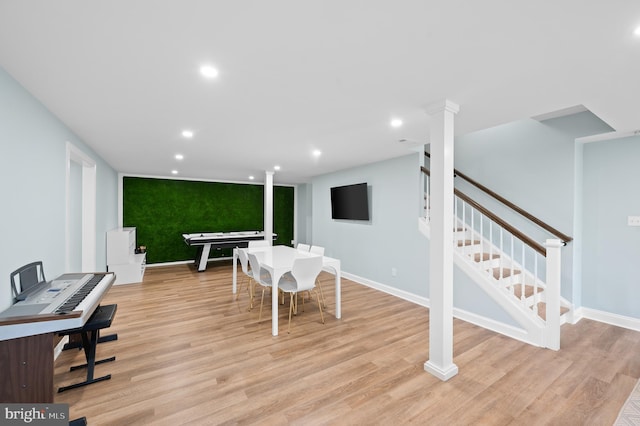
[107,227,146,285]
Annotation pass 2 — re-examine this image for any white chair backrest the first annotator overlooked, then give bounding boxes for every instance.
[247,253,271,285]
[248,240,270,248]
[246,253,262,277]
[309,245,325,256]
[238,249,250,274]
[290,256,323,292]
[297,243,311,252]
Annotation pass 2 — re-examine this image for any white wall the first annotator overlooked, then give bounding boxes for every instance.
[582,135,640,318]
[310,153,519,325]
[295,183,312,246]
[312,155,428,294]
[307,111,638,331]
[453,112,613,304]
[0,66,118,311]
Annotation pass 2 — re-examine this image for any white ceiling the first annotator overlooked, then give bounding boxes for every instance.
[1,1,639,184]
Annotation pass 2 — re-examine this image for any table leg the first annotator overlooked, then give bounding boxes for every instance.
[198,244,211,272]
[232,249,238,294]
[335,269,341,319]
[271,271,283,336]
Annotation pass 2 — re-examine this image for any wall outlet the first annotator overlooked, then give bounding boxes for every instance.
[628,216,640,226]
[391,267,397,277]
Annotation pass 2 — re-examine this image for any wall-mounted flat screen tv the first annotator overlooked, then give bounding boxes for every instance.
[330,183,369,220]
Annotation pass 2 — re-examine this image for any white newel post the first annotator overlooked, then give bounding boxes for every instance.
[545,239,562,350]
[424,99,459,381]
[265,171,274,245]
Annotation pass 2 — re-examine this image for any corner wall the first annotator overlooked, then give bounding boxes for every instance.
[0,66,118,311]
[582,135,640,319]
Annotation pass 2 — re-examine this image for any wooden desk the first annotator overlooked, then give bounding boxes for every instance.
[0,272,114,403]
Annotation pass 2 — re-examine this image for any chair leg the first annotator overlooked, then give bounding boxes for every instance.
[258,287,266,323]
[315,289,325,324]
[288,293,294,333]
[236,276,245,301]
[247,279,255,311]
[316,278,327,308]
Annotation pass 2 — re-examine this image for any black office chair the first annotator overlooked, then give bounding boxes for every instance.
[10,261,46,301]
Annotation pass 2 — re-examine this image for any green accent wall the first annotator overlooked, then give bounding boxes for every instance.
[123,177,294,264]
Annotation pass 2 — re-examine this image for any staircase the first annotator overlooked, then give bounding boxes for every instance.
[420,162,573,349]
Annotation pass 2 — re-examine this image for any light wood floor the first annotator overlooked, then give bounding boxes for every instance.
[54,261,640,425]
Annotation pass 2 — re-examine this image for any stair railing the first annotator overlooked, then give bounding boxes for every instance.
[421,165,563,349]
[424,152,572,244]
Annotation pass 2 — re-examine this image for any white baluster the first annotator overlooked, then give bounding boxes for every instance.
[499,228,504,280]
[510,234,517,299]
[479,213,484,270]
[489,222,494,278]
[532,249,538,315]
[454,196,458,245]
[522,242,527,310]
[471,207,475,260]
[461,200,466,248]
[545,239,562,350]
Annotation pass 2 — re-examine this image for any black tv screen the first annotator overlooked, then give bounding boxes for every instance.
[330,183,369,220]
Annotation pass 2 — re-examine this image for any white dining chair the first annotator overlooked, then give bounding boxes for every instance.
[277,256,324,333]
[296,243,311,252]
[248,240,270,248]
[236,249,253,306]
[247,253,274,322]
[309,245,327,308]
[309,245,324,256]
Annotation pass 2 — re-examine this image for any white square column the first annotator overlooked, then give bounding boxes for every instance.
[264,171,274,245]
[424,99,459,381]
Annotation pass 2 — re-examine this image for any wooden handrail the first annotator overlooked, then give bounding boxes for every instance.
[421,166,546,256]
[454,189,547,256]
[424,152,572,243]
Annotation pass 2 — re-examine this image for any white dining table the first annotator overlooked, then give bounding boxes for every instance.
[232,245,341,336]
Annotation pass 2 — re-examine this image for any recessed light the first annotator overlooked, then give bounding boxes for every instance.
[182,130,193,138]
[171,170,178,175]
[175,154,184,160]
[312,149,322,157]
[249,175,255,180]
[634,26,640,37]
[274,165,281,171]
[390,118,403,128]
[200,65,219,78]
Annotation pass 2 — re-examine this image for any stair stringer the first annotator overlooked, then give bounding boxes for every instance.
[419,217,546,347]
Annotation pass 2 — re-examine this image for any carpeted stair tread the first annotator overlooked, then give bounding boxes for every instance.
[491,267,522,280]
[474,252,500,262]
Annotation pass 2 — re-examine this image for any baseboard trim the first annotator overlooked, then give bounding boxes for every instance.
[424,360,458,381]
[342,272,430,307]
[452,307,540,346]
[54,335,69,360]
[147,257,232,268]
[146,260,192,268]
[575,307,640,332]
[344,272,540,346]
